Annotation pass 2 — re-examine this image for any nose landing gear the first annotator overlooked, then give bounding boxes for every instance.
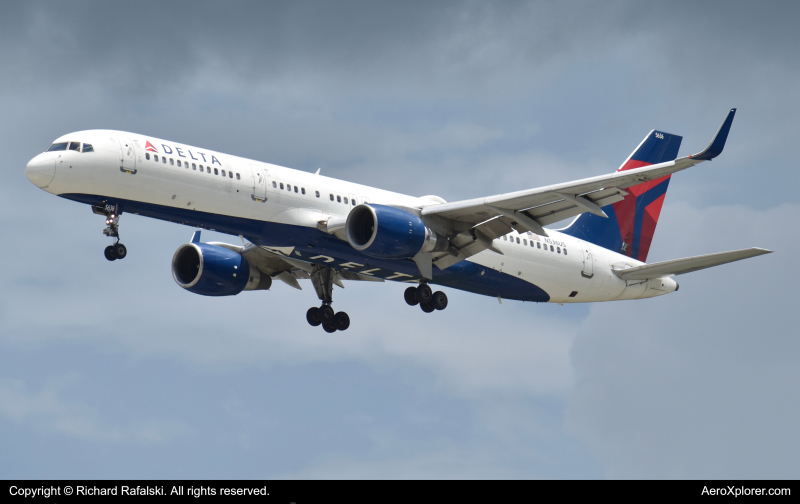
[306,265,350,332]
[94,203,128,261]
[405,283,448,313]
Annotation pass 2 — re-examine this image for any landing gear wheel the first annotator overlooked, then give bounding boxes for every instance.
[417,284,433,304]
[432,291,448,310]
[306,307,322,327]
[420,302,435,313]
[322,322,337,333]
[334,311,350,331]
[319,305,335,323]
[104,245,117,261]
[404,286,420,306]
[113,243,127,260]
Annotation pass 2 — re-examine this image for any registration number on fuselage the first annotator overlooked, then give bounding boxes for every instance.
[543,238,566,248]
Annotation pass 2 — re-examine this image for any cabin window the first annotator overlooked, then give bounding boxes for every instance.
[154,155,159,162]
[315,191,320,198]
[550,245,554,251]
[294,186,298,193]
[330,194,334,201]
[280,183,284,190]
[523,240,527,246]
[537,242,540,249]
[221,169,225,177]
[68,142,81,151]
[557,247,561,254]
[516,237,520,244]
[352,199,356,206]
[46,142,68,152]
[236,173,240,180]
[169,158,173,165]
[229,172,233,178]
[272,181,277,188]
[564,249,568,255]
[287,185,291,191]
[145,153,150,160]
[163,157,167,164]
[214,168,218,175]
[503,236,507,241]
[192,163,196,170]
[343,197,348,204]
[337,195,341,203]
[82,143,93,153]
[177,160,181,167]
[301,187,306,195]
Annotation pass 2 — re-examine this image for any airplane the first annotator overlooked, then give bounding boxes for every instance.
[25,108,771,333]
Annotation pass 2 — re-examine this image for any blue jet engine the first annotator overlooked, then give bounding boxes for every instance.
[172,243,271,296]
[345,204,446,259]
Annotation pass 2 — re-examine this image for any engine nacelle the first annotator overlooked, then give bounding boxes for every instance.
[345,204,446,259]
[172,243,270,296]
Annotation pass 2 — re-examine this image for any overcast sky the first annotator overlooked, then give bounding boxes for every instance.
[1,1,798,478]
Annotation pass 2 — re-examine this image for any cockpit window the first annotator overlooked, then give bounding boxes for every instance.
[47,142,68,152]
[68,142,81,151]
[82,143,94,153]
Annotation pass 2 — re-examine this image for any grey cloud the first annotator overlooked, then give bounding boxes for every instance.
[0,378,191,444]
[566,203,800,478]
[10,1,780,99]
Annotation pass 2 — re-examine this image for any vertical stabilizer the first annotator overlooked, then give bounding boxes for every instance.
[561,130,682,262]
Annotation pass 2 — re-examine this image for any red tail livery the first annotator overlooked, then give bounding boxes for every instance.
[562,129,682,261]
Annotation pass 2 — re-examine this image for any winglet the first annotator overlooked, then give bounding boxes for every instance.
[190,230,201,243]
[689,108,736,161]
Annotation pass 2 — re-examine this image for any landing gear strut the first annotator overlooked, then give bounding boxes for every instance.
[306,265,350,332]
[94,203,128,261]
[405,282,448,313]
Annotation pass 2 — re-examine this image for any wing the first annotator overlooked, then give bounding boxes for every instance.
[613,248,771,280]
[418,109,737,270]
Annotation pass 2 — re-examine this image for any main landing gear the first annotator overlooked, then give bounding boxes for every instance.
[96,203,128,262]
[404,282,448,313]
[306,265,350,332]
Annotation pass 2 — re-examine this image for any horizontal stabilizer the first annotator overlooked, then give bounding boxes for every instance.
[614,247,771,280]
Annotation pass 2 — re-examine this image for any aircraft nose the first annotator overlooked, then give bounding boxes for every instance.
[26,153,56,188]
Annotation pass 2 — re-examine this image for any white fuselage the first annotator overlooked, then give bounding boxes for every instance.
[25,130,677,303]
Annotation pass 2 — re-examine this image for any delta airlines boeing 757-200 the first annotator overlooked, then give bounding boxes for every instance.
[25,108,770,332]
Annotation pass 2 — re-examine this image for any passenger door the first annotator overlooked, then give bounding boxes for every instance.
[117,136,137,174]
[581,245,595,279]
[251,165,267,202]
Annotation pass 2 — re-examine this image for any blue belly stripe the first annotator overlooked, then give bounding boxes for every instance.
[61,193,550,302]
